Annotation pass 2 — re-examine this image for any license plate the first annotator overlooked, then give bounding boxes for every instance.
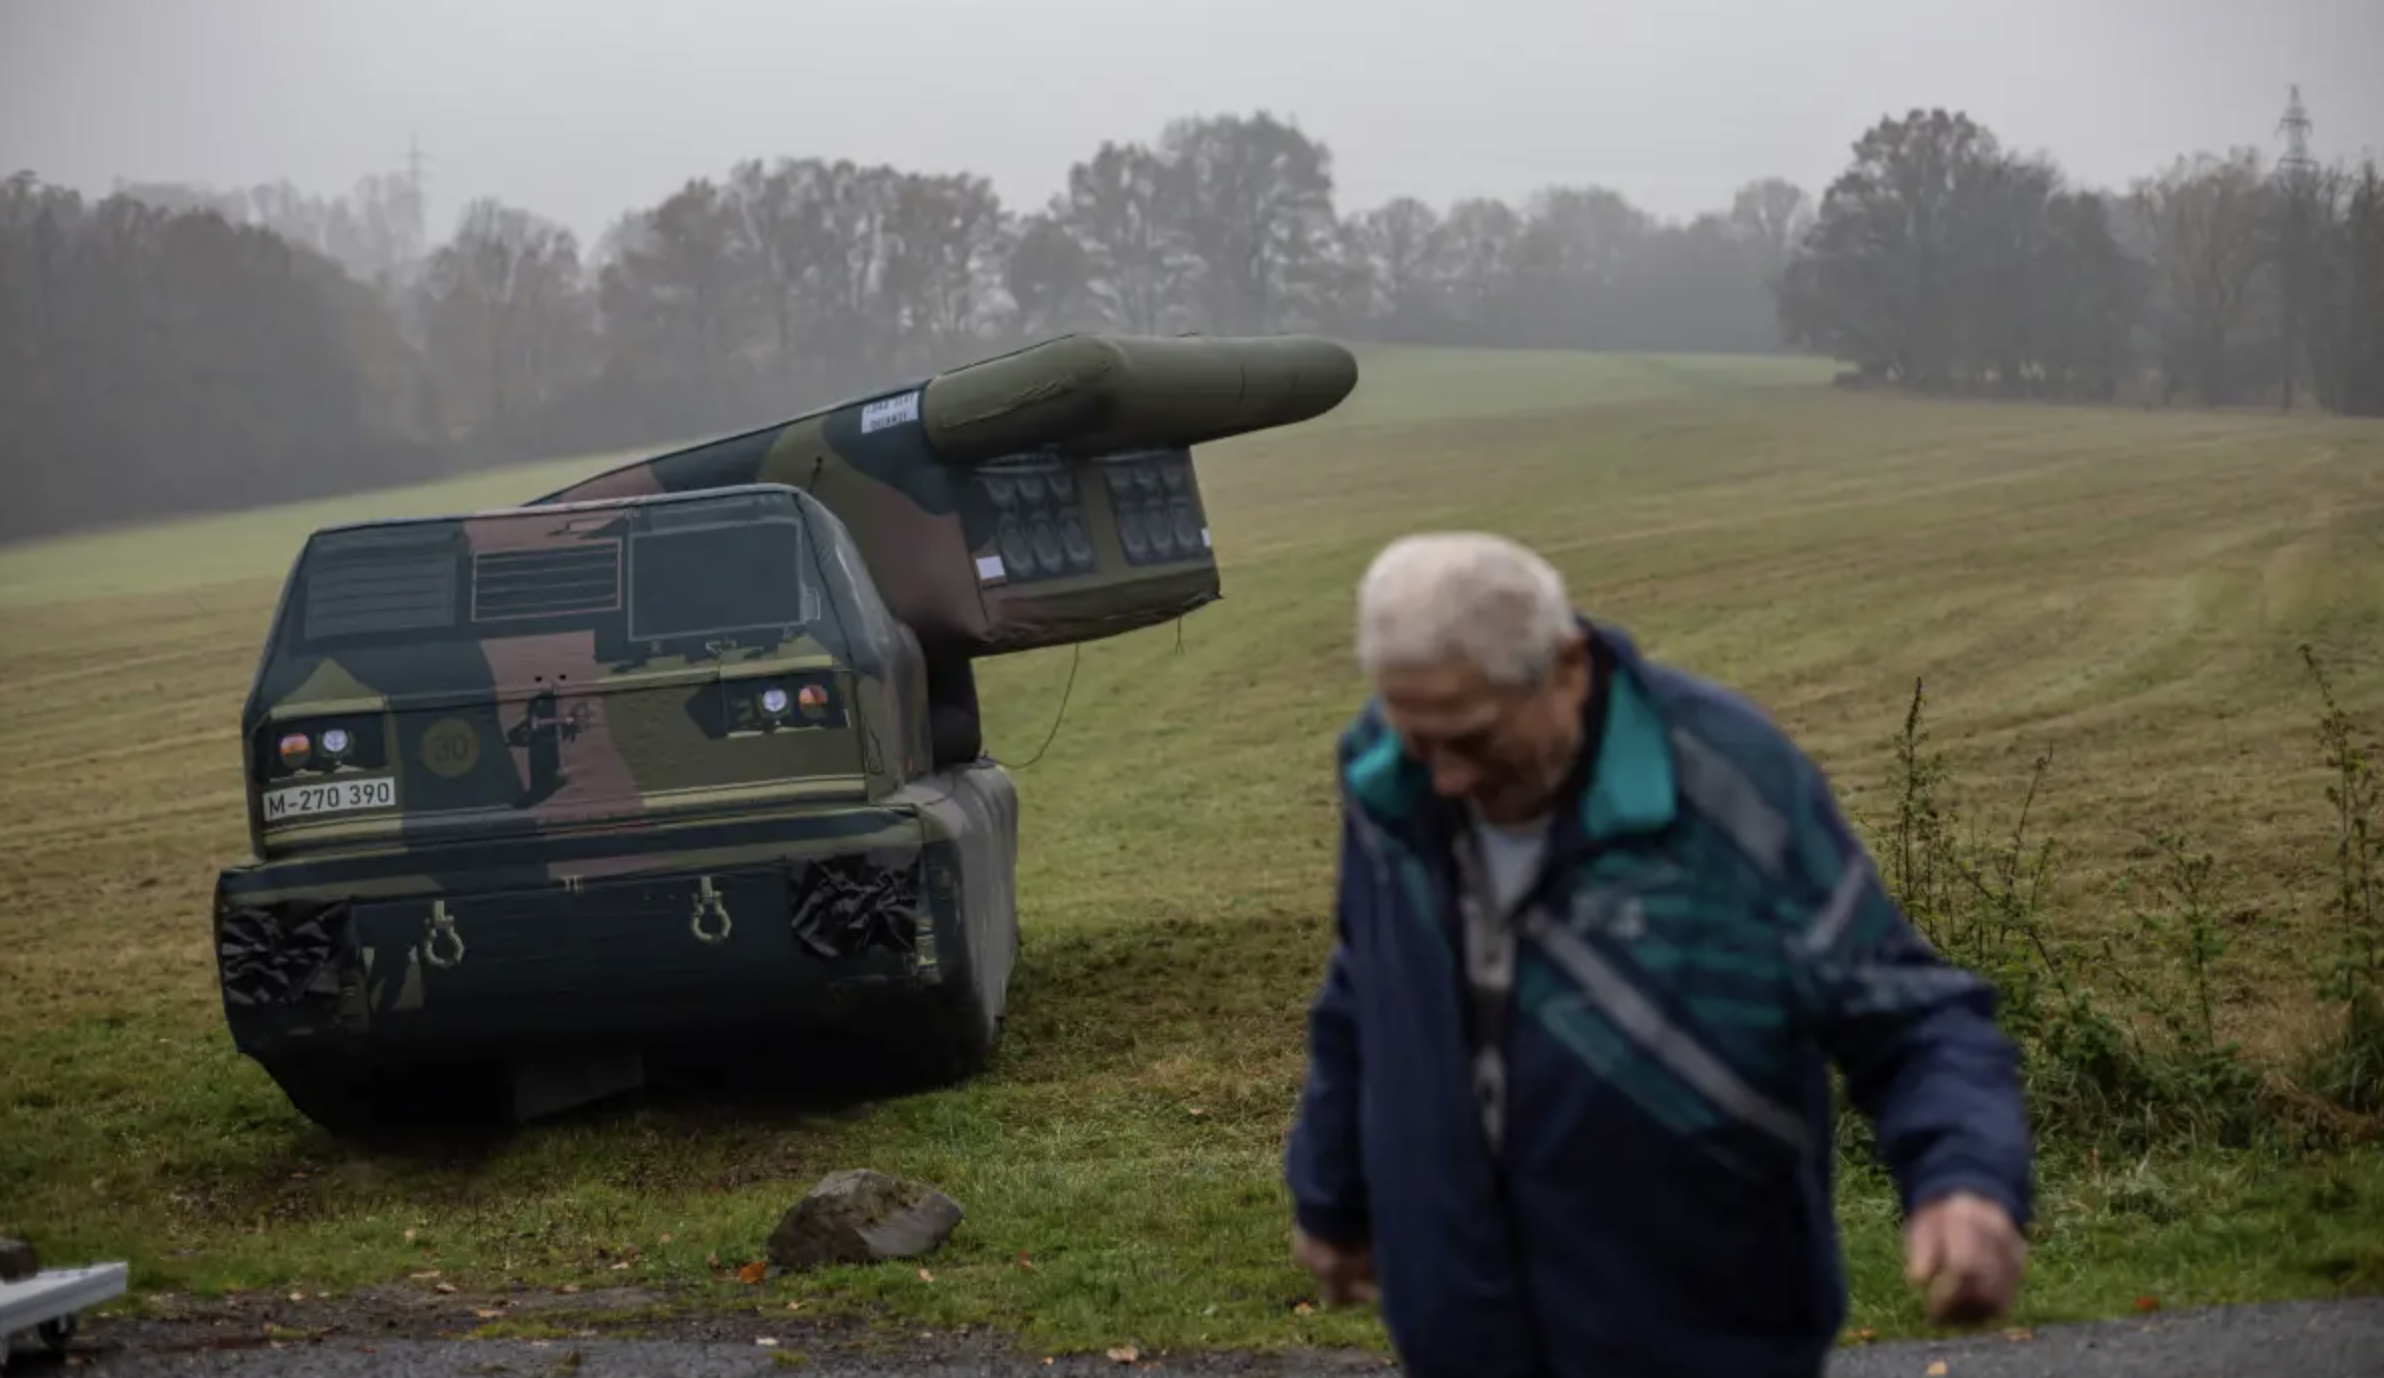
[262,775,397,821]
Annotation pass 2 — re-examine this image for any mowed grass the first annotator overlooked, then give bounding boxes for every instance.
[4,349,2384,1358]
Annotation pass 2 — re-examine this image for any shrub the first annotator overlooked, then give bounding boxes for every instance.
[1839,654,2384,1161]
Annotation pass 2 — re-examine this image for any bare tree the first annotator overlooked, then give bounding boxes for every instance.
[415,198,595,445]
[1161,112,1342,334]
[1058,141,1197,334]
[1351,197,1451,338]
[881,171,1008,370]
[1729,177,1816,280]
[2131,149,2279,406]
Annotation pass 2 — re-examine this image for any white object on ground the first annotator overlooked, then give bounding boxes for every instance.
[0,1262,128,1372]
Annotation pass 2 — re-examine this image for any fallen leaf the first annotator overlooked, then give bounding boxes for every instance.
[658,1234,674,1245]
[1853,1328,1877,1343]
[472,1309,503,1320]
[1105,1347,1139,1364]
[918,1268,934,1282]
[706,1252,722,1269]
[1189,1107,1207,1117]
[2134,1295,2161,1312]
[1015,1251,1036,1272]
[1926,1363,1949,1377]
[558,1284,580,1295]
[2002,1328,2035,1342]
[756,1337,778,1347]
[785,1301,805,1312]
[403,1229,418,1243]
[433,1283,458,1295]
[609,1261,631,1272]
[1293,1302,1315,1316]
[737,1261,768,1285]
[409,1271,441,1282]
[288,1293,304,1302]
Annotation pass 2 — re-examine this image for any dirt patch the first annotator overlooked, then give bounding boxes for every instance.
[68,1287,1395,1373]
[89,1284,838,1346]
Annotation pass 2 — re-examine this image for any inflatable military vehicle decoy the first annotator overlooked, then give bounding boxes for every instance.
[209,332,1360,1134]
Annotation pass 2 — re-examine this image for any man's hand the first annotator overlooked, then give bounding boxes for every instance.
[1292,1227,1378,1308]
[1905,1191,2027,1327]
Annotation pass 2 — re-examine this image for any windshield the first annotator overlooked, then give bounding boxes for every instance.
[270,488,847,687]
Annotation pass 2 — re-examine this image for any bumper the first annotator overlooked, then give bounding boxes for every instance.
[210,784,1009,1071]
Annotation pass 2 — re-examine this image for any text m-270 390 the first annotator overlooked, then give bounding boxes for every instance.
[263,776,396,821]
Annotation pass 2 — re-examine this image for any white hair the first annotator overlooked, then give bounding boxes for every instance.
[1355,531,1578,688]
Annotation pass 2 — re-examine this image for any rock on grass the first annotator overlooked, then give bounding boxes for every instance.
[766,1169,964,1272]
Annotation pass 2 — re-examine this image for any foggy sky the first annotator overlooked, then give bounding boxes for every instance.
[4,0,2379,247]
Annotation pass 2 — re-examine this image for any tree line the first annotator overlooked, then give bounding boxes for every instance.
[1778,103,2384,412]
[4,94,2379,543]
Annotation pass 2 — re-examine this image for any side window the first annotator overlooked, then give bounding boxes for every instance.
[804,501,904,658]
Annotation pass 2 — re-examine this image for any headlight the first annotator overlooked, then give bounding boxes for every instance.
[726,676,844,736]
[258,718,384,778]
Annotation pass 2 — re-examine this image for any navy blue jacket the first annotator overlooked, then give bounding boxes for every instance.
[1284,622,2033,1378]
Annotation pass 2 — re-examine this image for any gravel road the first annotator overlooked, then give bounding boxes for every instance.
[16,1296,2379,1378]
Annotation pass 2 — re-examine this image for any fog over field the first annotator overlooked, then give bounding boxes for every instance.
[1,0,2380,540]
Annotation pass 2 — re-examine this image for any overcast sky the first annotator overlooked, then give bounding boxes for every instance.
[4,0,2379,245]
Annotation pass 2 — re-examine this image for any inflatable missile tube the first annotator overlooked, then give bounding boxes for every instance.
[539,333,1360,659]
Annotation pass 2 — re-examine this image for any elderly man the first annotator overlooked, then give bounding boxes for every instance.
[1284,532,2033,1378]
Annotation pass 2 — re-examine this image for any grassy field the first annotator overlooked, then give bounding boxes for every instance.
[3,345,2382,1361]
[0,347,1822,609]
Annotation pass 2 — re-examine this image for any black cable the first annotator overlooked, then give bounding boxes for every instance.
[1004,644,1080,770]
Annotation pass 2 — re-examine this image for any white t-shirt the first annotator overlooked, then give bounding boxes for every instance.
[1471,812,1550,915]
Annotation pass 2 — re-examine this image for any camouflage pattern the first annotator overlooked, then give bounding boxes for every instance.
[214,485,1019,1129]
[210,333,1362,1134]
[536,332,1361,659]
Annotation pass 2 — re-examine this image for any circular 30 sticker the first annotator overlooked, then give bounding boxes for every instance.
[419,717,481,778]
